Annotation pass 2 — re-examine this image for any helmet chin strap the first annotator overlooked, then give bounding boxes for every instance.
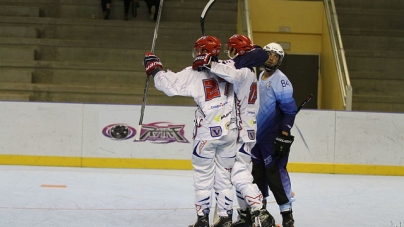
[264,65,276,72]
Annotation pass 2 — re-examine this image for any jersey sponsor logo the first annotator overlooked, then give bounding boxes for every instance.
[225,121,231,130]
[209,126,222,137]
[246,110,256,115]
[209,101,229,110]
[247,130,256,140]
[220,110,232,120]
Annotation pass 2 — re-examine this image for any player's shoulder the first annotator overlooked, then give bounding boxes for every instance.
[274,69,289,80]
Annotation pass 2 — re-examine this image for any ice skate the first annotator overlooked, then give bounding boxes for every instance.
[251,208,275,227]
[232,208,252,227]
[281,210,294,227]
[211,214,232,227]
[188,210,209,227]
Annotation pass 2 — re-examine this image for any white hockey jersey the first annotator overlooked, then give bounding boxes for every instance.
[153,67,236,141]
[210,61,259,143]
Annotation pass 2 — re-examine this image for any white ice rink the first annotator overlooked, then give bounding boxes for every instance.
[0,165,403,227]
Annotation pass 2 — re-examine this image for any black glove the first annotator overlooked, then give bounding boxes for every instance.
[143,51,163,76]
[192,53,218,71]
[273,134,294,158]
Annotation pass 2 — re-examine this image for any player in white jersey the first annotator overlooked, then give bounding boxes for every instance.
[143,35,238,227]
[251,43,297,227]
[201,34,275,227]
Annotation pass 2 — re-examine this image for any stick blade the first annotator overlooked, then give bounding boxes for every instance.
[200,0,216,36]
[134,125,142,141]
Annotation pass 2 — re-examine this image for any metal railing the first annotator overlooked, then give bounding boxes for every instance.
[239,0,254,42]
[240,0,351,110]
[324,0,352,110]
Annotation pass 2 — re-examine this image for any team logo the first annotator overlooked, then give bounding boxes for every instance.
[102,124,136,140]
[265,81,272,90]
[210,126,222,137]
[247,130,256,140]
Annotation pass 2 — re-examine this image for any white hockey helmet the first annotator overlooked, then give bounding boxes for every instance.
[263,42,284,72]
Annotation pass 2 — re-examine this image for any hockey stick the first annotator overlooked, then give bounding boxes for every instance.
[297,93,313,114]
[295,94,313,152]
[135,0,164,141]
[201,0,221,222]
[200,0,216,36]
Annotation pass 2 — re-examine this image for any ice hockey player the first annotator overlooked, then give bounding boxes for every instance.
[194,34,277,227]
[251,42,297,227]
[143,35,237,227]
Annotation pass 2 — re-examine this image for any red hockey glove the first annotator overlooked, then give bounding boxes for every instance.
[192,53,218,71]
[143,52,163,76]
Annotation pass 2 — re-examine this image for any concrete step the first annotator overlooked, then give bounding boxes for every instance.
[340,28,404,38]
[0,69,33,83]
[346,56,404,73]
[338,13,404,31]
[334,0,404,10]
[0,36,185,51]
[0,0,237,105]
[31,69,146,87]
[349,71,402,81]
[0,24,39,38]
[0,16,236,45]
[351,78,404,96]
[342,35,404,52]
[336,8,404,16]
[352,94,404,113]
[0,93,31,101]
[0,5,40,17]
[0,46,37,60]
[0,0,236,23]
[0,82,196,105]
[345,50,404,59]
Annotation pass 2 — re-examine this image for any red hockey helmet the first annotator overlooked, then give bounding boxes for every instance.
[193,35,222,58]
[225,34,253,59]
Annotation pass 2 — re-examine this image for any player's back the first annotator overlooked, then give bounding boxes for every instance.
[211,60,259,143]
[154,67,236,140]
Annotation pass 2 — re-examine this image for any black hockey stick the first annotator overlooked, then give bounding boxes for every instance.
[201,0,219,221]
[295,93,314,153]
[135,0,164,141]
[297,93,313,113]
[200,0,216,36]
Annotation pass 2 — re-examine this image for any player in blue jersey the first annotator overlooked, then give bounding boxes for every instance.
[251,42,297,227]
